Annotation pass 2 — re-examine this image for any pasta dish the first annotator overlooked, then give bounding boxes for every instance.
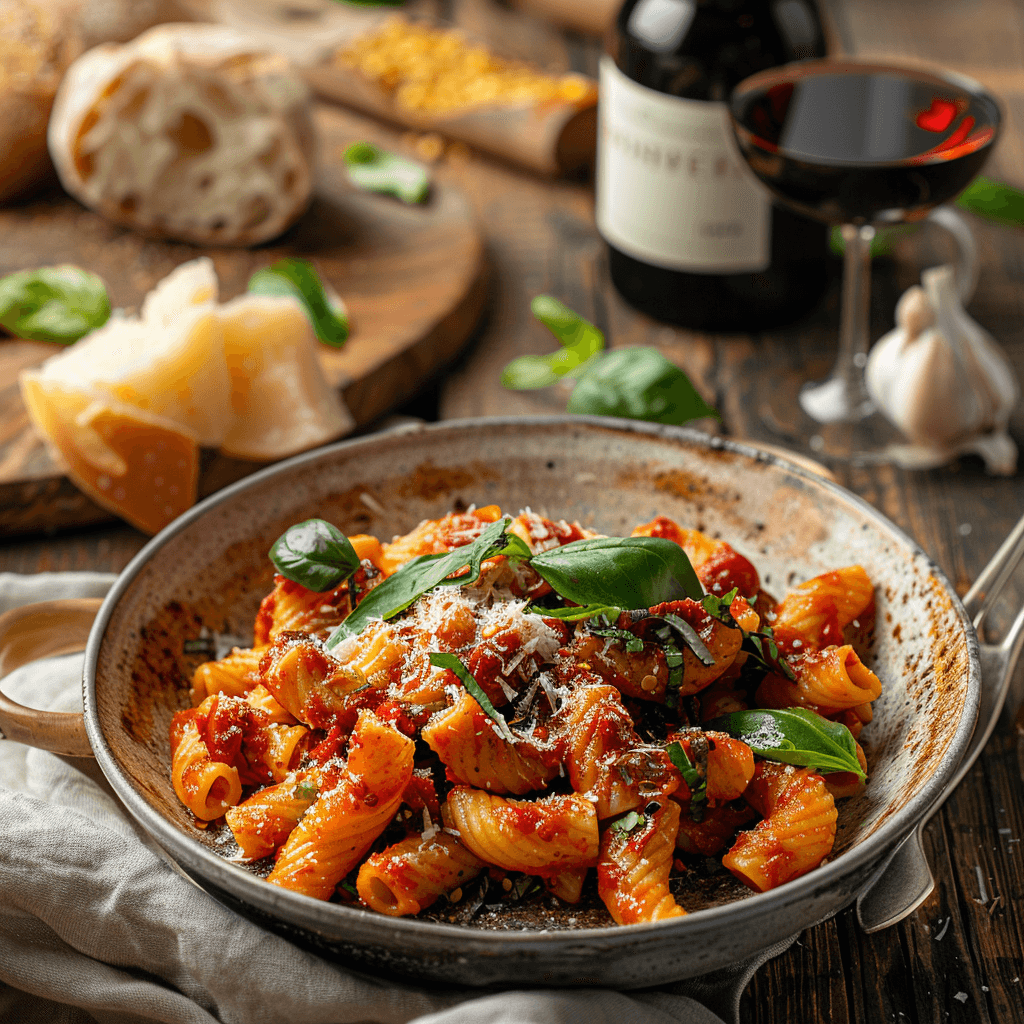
[170,506,879,925]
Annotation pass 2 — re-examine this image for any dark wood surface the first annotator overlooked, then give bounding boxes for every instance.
[2,0,1023,1020]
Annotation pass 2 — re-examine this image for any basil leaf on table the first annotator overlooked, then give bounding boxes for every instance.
[248,259,349,347]
[0,265,110,343]
[707,708,866,779]
[566,348,719,425]
[956,175,1024,227]
[502,296,605,390]
[344,142,430,204]
[428,651,514,741]
[327,518,529,645]
[529,536,703,612]
[269,519,362,592]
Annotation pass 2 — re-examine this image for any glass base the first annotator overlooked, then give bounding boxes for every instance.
[754,375,905,467]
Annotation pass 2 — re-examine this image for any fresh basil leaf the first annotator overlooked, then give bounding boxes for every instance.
[610,809,645,835]
[665,740,707,802]
[0,265,110,343]
[502,297,606,390]
[344,142,430,204]
[708,708,866,779]
[248,259,349,347]
[429,651,514,742]
[328,517,522,644]
[700,588,795,680]
[566,347,719,425]
[529,536,703,612]
[956,175,1024,227]
[269,518,361,592]
[532,602,623,622]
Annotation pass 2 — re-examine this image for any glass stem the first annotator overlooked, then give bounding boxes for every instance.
[799,222,876,424]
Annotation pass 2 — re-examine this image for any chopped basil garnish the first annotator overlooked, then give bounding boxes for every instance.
[501,296,605,390]
[701,587,796,681]
[344,142,430,204]
[429,652,514,742]
[666,739,708,803]
[327,518,529,645]
[658,612,715,667]
[294,781,319,801]
[248,258,349,347]
[707,708,866,779]
[589,623,645,653]
[269,518,361,593]
[609,809,645,836]
[0,265,110,343]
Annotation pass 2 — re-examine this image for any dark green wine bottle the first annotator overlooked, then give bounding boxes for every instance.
[597,0,830,330]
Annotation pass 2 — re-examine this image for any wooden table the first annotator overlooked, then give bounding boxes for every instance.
[3,0,1023,1020]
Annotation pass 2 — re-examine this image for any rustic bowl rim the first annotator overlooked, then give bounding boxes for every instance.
[81,415,982,948]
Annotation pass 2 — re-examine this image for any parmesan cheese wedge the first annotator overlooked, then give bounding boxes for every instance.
[20,375,199,535]
[18,257,353,534]
[219,293,355,461]
[27,257,231,445]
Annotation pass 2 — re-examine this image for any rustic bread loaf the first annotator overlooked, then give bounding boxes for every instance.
[47,23,317,246]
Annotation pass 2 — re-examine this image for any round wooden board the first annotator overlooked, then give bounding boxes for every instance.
[0,104,487,536]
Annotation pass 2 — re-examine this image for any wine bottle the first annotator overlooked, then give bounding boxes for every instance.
[597,0,830,330]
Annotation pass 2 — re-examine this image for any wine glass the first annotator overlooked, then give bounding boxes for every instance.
[729,59,1001,463]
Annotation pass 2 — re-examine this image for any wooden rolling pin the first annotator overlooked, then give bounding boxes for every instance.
[184,0,598,176]
[509,0,621,37]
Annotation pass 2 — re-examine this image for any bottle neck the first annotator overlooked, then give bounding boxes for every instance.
[611,0,825,101]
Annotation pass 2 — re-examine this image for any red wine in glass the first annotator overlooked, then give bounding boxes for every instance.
[729,60,1001,461]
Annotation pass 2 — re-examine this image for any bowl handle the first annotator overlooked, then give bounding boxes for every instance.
[0,598,100,758]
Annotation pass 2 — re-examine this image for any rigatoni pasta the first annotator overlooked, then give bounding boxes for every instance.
[168,506,883,925]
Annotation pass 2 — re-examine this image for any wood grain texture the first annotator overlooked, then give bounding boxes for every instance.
[0,102,486,537]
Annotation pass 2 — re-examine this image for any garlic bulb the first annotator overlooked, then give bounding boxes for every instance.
[865,264,1019,474]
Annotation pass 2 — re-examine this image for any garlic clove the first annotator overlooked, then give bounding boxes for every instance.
[866,262,1019,473]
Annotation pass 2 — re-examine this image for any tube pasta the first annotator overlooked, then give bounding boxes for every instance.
[190,645,266,704]
[445,788,599,875]
[597,800,686,924]
[356,831,485,916]
[170,710,242,820]
[723,762,838,892]
[423,691,560,794]
[168,505,883,923]
[755,645,882,715]
[267,710,415,899]
[225,768,320,859]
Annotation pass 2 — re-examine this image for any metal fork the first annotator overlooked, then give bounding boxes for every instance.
[856,514,1024,932]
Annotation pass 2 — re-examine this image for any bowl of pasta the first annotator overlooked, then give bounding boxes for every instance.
[10,417,980,986]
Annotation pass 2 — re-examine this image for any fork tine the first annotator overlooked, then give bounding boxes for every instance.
[963,513,1024,628]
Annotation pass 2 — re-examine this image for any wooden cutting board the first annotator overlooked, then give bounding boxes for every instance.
[0,103,486,537]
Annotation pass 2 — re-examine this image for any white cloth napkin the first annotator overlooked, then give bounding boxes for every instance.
[0,572,798,1024]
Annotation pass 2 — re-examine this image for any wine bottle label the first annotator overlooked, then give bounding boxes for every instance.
[596,56,771,274]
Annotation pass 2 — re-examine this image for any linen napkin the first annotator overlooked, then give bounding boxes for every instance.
[0,572,798,1024]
